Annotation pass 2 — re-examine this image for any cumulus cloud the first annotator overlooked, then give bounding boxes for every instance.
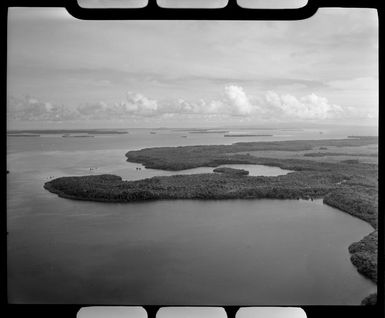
[8,96,77,121]
[123,92,158,115]
[8,85,372,122]
[264,91,343,120]
[224,85,254,115]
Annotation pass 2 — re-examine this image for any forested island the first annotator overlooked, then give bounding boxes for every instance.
[213,167,249,176]
[7,134,40,137]
[8,129,128,135]
[44,136,378,304]
[62,134,95,138]
[224,134,273,137]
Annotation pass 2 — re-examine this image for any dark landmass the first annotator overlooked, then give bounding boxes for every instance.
[150,132,156,134]
[304,152,377,157]
[44,170,343,203]
[348,135,377,139]
[189,130,229,134]
[224,134,273,137]
[361,293,377,305]
[87,130,128,135]
[7,129,128,135]
[324,187,377,229]
[44,137,378,303]
[173,128,228,133]
[124,137,377,171]
[348,231,378,282]
[213,167,249,176]
[7,134,40,137]
[62,135,95,138]
[319,147,328,150]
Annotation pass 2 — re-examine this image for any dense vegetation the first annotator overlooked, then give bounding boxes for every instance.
[224,134,273,137]
[213,167,249,176]
[8,129,128,135]
[124,136,377,170]
[44,137,378,304]
[348,231,378,283]
[45,171,341,202]
[324,187,377,229]
[304,152,377,157]
[361,293,377,305]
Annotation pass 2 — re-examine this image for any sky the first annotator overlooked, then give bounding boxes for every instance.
[7,7,378,129]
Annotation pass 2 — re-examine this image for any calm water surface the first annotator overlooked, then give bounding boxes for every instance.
[7,129,377,304]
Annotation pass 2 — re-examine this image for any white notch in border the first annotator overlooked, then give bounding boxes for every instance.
[157,0,229,9]
[237,0,308,9]
[78,0,149,8]
[157,307,227,318]
[236,307,307,318]
[77,306,148,318]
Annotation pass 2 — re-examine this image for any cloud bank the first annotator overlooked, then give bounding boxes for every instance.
[7,85,373,123]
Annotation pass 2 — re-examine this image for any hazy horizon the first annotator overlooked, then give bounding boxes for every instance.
[6,122,379,132]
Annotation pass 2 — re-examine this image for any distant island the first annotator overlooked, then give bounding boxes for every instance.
[189,130,229,134]
[62,134,95,138]
[348,135,377,139]
[224,134,273,137]
[7,134,40,137]
[304,152,378,158]
[7,129,128,135]
[213,167,249,176]
[44,136,378,304]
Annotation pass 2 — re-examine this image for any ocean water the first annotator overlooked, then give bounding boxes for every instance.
[7,127,377,304]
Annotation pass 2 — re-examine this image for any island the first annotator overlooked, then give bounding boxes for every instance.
[62,134,95,138]
[173,128,228,134]
[224,134,273,137]
[44,136,378,304]
[189,130,229,134]
[7,129,128,135]
[7,134,40,137]
[213,167,249,176]
[304,152,377,157]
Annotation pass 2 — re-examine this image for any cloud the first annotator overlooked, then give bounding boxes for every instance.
[7,85,374,122]
[116,92,158,117]
[77,101,108,119]
[224,85,254,115]
[264,91,343,120]
[8,96,78,121]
